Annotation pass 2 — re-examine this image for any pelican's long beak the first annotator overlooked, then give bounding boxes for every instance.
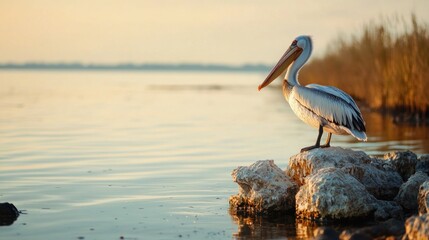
[258,45,302,91]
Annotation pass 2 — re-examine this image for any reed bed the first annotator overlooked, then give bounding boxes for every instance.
[300,14,429,120]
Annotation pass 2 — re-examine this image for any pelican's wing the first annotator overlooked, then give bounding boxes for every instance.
[306,84,362,115]
[293,84,366,137]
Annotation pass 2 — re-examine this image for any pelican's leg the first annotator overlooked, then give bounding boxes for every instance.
[321,133,332,148]
[300,125,323,152]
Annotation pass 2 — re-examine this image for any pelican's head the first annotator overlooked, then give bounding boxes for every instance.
[258,35,312,91]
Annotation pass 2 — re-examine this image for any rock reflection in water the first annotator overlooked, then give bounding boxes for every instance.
[230,211,320,239]
[229,211,382,239]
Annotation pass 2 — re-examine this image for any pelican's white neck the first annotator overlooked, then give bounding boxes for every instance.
[286,38,312,86]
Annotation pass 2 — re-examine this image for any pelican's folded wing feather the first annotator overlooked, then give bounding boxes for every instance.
[293,84,366,134]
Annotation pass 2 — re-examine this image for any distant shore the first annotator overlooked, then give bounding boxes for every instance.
[0,63,270,72]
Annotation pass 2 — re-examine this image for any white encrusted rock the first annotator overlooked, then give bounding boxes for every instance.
[229,160,298,215]
[418,180,429,215]
[286,147,403,200]
[295,167,377,220]
[286,147,368,185]
[395,171,429,211]
[403,213,429,240]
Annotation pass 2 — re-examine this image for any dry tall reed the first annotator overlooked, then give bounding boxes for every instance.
[300,14,429,118]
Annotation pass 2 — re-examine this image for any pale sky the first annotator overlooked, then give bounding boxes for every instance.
[1,0,428,65]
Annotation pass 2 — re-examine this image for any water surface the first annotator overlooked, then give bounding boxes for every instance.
[0,71,428,239]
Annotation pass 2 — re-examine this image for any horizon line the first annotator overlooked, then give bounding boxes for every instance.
[0,62,272,72]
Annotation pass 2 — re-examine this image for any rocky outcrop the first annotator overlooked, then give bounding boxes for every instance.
[403,213,429,240]
[286,147,403,200]
[0,202,19,226]
[229,148,429,239]
[395,171,429,211]
[295,167,376,220]
[229,160,298,215]
[418,180,429,215]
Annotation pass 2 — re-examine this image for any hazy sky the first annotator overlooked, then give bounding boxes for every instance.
[1,0,428,64]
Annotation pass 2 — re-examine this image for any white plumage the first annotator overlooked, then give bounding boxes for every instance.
[258,35,367,152]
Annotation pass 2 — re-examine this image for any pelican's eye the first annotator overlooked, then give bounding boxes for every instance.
[291,40,297,46]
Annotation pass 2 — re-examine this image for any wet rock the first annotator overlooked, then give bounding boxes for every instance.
[339,218,405,240]
[0,202,20,226]
[418,180,429,215]
[313,227,339,240]
[286,147,403,200]
[403,213,429,240]
[295,168,376,220]
[229,160,298,215]
[416,154,429,175]
[394,171,429,211]
[383,150,418,181]
[373,200,403,221]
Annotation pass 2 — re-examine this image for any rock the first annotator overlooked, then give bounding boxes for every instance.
[416,154,429,175]
[295,168,376,220]
[0,202,19,226]
[418,180,429,215]
[355,157,403,200]
[394,171,429,211]
[229,149,423,230]
[403,213,429,240]
[383,150,418,181]
[286,147,369,186]
[339,218,405,240]
[229,160,298,215]
[313,227,339,240]
[373,200,403,221]
[286,147,403,200]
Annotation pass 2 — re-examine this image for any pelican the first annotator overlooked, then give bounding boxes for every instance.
[258,35,367,152]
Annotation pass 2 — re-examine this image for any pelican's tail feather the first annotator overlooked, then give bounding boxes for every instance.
[349,129,367,142]
[339,126,367,141]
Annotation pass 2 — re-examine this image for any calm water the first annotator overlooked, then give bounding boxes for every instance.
[0,71,428,240]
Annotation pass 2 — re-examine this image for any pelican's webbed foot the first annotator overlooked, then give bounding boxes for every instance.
[300,143,330,152]
[300,144,320,153]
